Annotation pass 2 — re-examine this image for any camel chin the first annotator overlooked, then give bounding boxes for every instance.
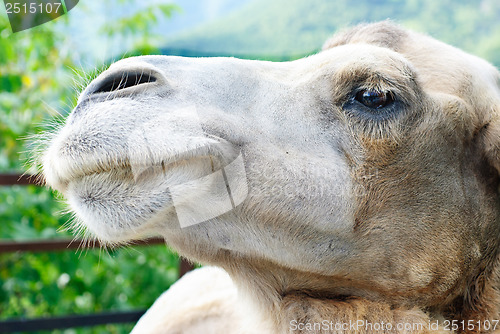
[41,21,500,333]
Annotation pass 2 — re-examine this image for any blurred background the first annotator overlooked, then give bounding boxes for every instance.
[1,0,500,333]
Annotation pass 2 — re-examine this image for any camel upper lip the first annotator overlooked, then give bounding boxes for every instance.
[43,140,240,193]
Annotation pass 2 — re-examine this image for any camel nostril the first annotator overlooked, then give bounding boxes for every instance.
[92,71,157,94]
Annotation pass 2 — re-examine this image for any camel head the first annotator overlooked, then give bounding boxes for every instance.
[42,22,500,326]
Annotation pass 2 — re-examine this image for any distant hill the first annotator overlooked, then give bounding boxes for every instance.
[162,0,500,66]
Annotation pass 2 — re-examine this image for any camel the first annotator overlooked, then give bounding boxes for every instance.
[40,21,500,333]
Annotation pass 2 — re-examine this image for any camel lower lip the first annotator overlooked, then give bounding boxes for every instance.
[66,168,175,242]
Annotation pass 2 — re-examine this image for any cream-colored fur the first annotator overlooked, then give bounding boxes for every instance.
[130,266,266,334]
[41,22,500,333]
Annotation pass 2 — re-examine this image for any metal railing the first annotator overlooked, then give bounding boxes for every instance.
[0,173,194,333]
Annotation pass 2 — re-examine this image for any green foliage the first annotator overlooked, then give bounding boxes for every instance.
[1,245,179,334]
[101,3,180,55]
[0,15,73,172]
[0,186,69,240]
[0,183,179,334]
[102,4,179,37]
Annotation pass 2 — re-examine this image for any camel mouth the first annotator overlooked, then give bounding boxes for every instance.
[64,146,248,240]
[44,135,248,234]
[62,154,218,241]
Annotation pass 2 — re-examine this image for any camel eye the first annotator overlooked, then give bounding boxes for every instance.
[355,89,394,109]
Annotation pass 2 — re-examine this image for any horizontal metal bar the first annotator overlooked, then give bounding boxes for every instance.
[0,309,146,333]
[0,237,166,253]
[179,257,195,277]
[0,238,195,274]
[0,173,40,186]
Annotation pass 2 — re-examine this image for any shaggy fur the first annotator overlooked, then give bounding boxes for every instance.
[41,22,500,333]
